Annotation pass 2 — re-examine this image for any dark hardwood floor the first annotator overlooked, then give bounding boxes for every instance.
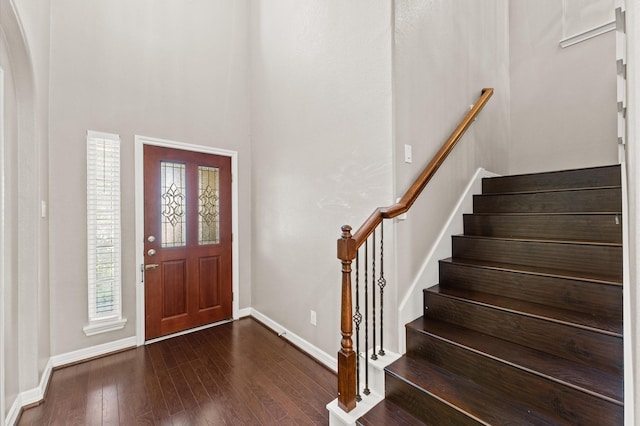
[18,318,337,425]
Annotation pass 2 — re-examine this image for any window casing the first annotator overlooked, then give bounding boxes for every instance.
[84,130,126,335]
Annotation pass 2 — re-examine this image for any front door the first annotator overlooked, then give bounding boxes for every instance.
[143,145,232,340]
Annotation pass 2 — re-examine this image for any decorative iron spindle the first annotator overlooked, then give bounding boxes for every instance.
[378,223,386,356]
[371,230,378,361]
[363,240,370,395]
[353,253,362,402]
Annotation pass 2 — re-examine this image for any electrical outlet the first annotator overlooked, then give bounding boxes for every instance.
[310,310,317,326]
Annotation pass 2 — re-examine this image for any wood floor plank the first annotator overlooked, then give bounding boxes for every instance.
[17,318,337,425]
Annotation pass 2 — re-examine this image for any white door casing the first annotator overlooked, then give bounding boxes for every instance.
[134,135,240,346]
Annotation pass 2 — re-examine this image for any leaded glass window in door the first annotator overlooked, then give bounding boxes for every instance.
[198,166,220,245]
[161,162,186,248]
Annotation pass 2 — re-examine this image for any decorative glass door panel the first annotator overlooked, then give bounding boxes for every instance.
[161,162,187,248]
[198,166,220,245]
[144,145,232,340]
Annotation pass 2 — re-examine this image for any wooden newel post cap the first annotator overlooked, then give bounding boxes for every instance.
[338,225,356,260]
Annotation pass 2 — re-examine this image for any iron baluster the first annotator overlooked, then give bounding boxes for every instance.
[378,222,386,356]
[371,230,378,361]
[363,240,370,396]
[353,253,362,402]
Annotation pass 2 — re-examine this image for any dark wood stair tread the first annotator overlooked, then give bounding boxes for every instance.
[479,185,622,197]
[451,235,622,282]
[426,285,622,336]
[385,357,562,425]
[454,234,622,249]
[407,316,623,404]
[482,165,621,194]
[357,398,426,426]
[477,185,621,197]
[441,257,622,286]
[473,187,622,214]
[463,213,622,244]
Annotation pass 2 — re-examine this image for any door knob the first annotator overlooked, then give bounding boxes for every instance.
[147,248,156,256]
[147,235,156,243]
[144,263,159,270]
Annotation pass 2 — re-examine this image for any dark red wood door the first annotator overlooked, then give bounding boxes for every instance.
[143,145,232,340]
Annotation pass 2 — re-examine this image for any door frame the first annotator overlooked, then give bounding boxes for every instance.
[134,135,239,346]
[0,65,6,425]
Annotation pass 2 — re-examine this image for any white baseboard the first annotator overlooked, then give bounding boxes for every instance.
[237,307,252,318]
[249,308,337,372]
[5,394,22,426]
[397,168,499,353]
[5,336,137,425]
[8,313,332,425]
[50,336,137,368]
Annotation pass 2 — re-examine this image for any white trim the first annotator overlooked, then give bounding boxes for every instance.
[0,65,5,426]
[144,319,233,345]
[327,392,384,426]
[6,395,21,426]
[86,131,124,330]
[86,129,119,141]
[134,135,240,346]
[237,307,252,318]
[5,337,136,425]
[560,20,616,48]
[624,2,638,424]
[50,336,136,368]
[82,317,127,336]
[18,359,52,407]
[396,168,499,353]
[250,308,338,372]
[622,159,635,426]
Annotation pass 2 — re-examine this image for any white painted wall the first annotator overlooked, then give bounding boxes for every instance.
[1,0,51,416]
[48,0,251,355]
[0,25,20,419]
[625,2,639,423]
[11,0,52,393]
[392,0,511,323]
[509,0,618,174]
[249,0,394,357]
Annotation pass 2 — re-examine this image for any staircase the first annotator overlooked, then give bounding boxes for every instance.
[358,165,624,425]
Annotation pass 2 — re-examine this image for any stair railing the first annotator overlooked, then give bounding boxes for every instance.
[336,88,494,412]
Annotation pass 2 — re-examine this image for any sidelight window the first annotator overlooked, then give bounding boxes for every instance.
[84,130,127,336]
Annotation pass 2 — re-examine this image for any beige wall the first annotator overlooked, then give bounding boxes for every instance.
[48,0,251,355]
[1,1,630,419]
[393,0,511,320]
[1,21,21,417]
[1,0,52,416]
[509,0,618,174]
[249,0,394,356]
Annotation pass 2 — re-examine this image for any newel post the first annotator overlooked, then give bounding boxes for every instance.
[337,225,357,412]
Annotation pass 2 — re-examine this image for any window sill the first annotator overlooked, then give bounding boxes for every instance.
[83,317,127,336]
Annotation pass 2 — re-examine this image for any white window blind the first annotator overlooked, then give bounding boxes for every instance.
[85,130,126,335]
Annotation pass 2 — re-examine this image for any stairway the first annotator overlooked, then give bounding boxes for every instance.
[358,165,624,425]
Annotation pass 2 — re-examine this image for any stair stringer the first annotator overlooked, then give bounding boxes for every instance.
[397,167,499,353]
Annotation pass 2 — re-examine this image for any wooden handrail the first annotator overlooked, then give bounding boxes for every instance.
[352,88,494,247]
[336,88,494,412]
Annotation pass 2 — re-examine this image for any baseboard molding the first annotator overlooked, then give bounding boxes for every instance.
[5,394,22,426]
[6,336,137,425]
[237,307,252,318]
[560,20,616,48]
[50,336,137,368]
[397,168,499,353]
[8,313,333,425]
[250,308,337,372]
